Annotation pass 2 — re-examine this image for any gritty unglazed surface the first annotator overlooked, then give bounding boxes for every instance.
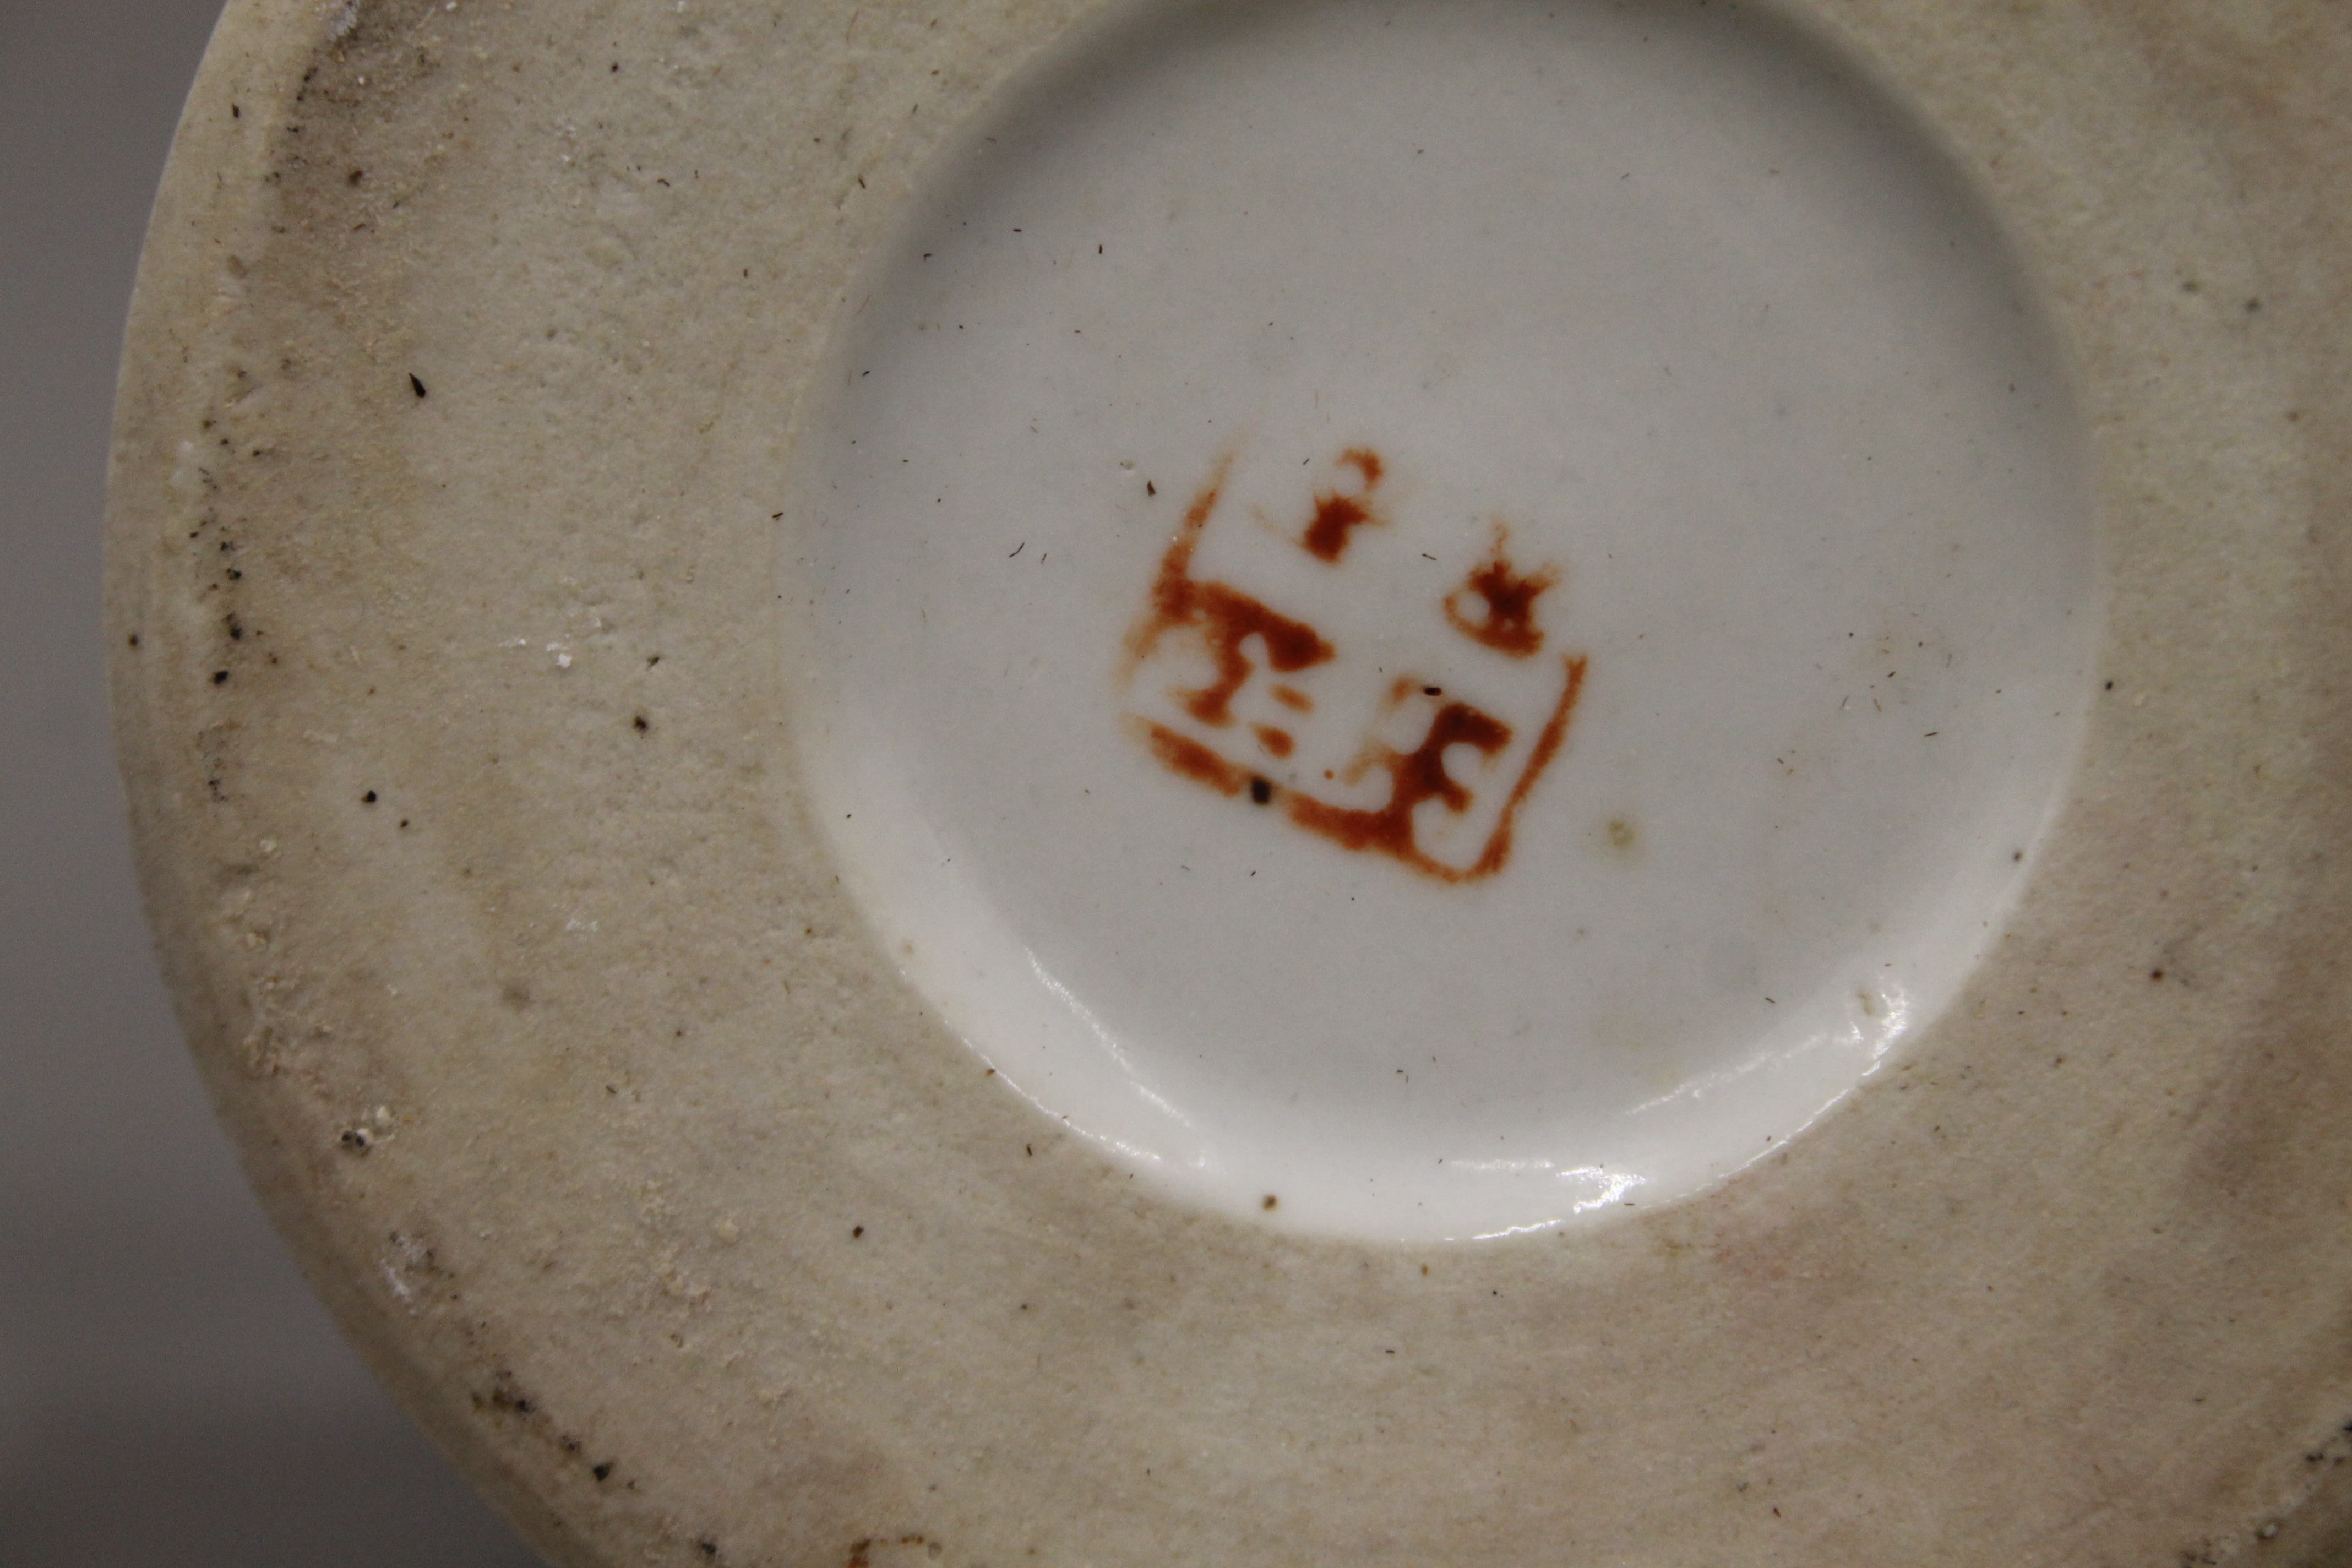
[106,0,2352,1564]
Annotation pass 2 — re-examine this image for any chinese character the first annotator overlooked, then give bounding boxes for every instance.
[1120,446,1586,881]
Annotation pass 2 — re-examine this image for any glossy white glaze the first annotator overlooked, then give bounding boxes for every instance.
[786,0,2097,1239]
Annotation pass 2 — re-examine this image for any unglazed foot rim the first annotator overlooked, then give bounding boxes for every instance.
[107,2,2352,1565]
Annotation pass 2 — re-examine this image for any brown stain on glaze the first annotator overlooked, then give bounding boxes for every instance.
[1123,460,1229,671]
[1444,525,1558,658]
[1270,684,1314,713]
[1136,718,1249,797]
[1253,724,1295,758]
[1179,583,1333,726]
[1123,460,1336,726]
[1300,447,1388,562]
[1282,655,1586,883]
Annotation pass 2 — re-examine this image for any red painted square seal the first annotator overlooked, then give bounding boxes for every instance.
[1121,445,1586,881]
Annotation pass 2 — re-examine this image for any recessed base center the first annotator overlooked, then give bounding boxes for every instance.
[786,0,2097,1240]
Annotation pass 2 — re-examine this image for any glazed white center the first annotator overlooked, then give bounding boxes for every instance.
[785,0,2097,1240]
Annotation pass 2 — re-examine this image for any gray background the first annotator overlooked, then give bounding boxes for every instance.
[1,2,542,1561]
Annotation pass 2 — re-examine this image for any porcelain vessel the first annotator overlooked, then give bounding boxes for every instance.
[107,0,2352,1562]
